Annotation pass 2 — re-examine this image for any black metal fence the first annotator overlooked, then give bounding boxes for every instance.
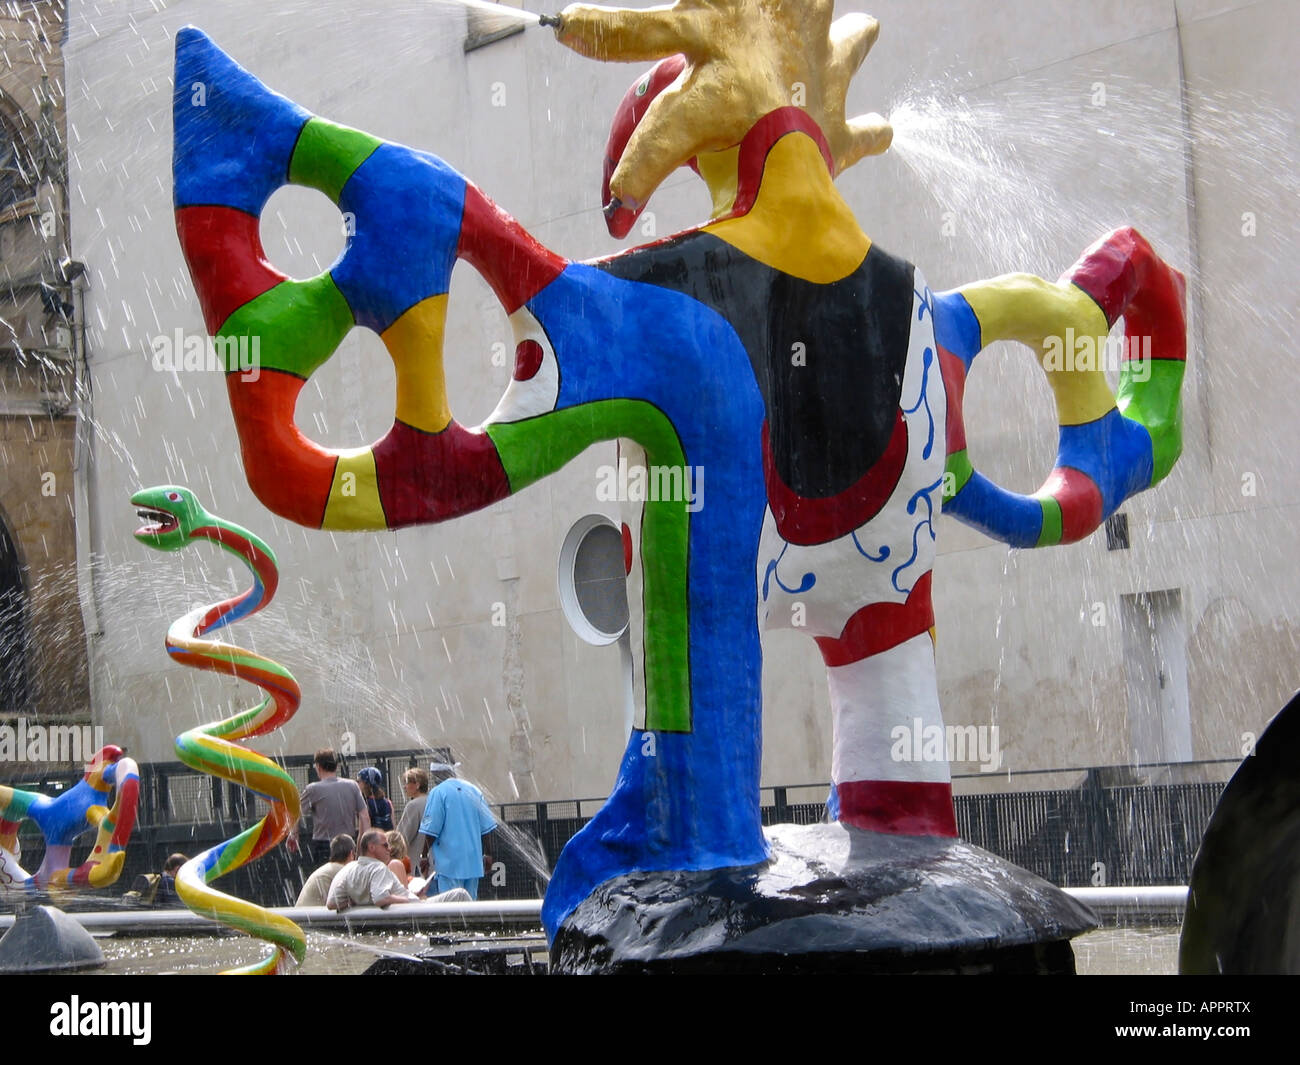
[2,751,1232,908]
[2,748,451,908]
[489,775,1227,896]
[954,779,1225,887]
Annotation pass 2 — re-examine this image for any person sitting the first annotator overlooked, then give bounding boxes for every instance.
[385,830,412,887]
[295,833,354,907]
[125,853,187,907]
[356,767,394,832]
[327,829,422,911]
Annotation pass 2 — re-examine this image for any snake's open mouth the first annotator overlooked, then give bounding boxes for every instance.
[131,487,195,548]
[134,508,178,537]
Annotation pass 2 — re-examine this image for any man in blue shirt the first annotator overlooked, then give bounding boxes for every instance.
[418,764,497,899]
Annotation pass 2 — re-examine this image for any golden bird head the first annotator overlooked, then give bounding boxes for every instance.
[551,1,892,234]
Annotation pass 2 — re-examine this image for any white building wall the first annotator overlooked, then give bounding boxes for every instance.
[65,0,1299,805]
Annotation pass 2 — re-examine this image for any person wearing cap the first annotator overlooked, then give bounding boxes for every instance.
[396,766,430,858]
[418,764,498,900]
[357,766,394,831]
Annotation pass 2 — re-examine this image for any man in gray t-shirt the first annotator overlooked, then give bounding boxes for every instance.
[298,749,369,866]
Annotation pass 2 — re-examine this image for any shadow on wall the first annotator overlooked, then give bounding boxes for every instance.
[1190,596,1300,755]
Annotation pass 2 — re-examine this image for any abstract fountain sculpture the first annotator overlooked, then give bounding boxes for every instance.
[168,2,1187,972]
[0,747,139,972]
[0,746,139,893]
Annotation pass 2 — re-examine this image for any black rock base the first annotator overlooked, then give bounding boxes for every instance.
[0,904,105,973]
[551,822,1098,975]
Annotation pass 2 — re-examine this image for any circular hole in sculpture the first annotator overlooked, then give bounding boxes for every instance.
[259,185,347,281]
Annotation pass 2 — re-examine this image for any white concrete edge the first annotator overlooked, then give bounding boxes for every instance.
[0,887,1186,935]
[0,898,546,934]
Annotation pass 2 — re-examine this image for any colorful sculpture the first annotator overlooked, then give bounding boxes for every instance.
[132,485,305,974]
[0,746,139,892]
[169,1,1185,954]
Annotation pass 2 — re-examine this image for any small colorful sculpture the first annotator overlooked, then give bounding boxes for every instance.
[133,485,305,974]
[169,2,1186,957]
[0,746,139,892]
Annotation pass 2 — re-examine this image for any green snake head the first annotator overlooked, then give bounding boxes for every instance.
[132,485,210,551]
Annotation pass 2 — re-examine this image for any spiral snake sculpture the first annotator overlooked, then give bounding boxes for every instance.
[133,485,304,974]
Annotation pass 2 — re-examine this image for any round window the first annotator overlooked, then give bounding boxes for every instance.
[558,515,629,646]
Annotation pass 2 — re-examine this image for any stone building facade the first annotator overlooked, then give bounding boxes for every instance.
[0,0,91,765]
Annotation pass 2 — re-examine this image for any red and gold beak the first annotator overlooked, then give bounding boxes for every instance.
[601,54,693,238]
